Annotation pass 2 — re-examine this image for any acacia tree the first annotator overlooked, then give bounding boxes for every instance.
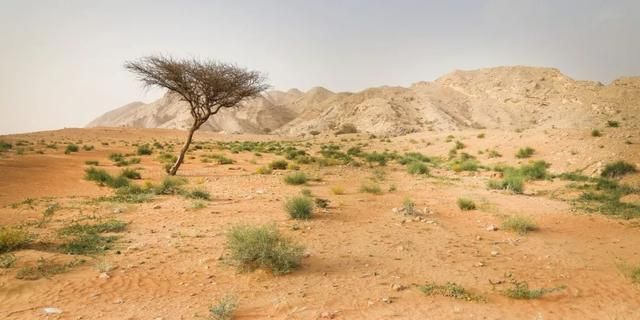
[125,56,268,175]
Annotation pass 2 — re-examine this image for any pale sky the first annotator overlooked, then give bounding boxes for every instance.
[1,0,639,134]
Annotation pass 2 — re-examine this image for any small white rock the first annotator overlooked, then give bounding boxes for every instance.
[42,307,62,314]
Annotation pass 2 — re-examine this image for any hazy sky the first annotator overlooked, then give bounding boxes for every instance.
[1,0,639,134]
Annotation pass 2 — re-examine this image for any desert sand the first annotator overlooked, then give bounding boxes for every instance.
[1,125,639,319]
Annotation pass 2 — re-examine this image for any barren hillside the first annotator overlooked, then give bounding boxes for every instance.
[88,66,640,135]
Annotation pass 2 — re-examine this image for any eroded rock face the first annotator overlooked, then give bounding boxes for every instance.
[88,66,640,136]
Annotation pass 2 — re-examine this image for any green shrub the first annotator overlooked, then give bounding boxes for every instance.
[457,198,476,210]
[137,144,153,155]
[64,144,79,154]
[153,176,187,195]
[601,161,637,178]
[59,219,127,255]
[0,253,16,268]
[518,161,549,180]
[209,295,238,320]
[402,198,416,215]
[0,140,12,152]
[120,168,141,180]
[256,166,273,174]
[504,281,564,299]
[607,120,620,128]
[186,188,211,200]
[269,159,288,170]
[419,282,485,301]
[360,182,382,195]
[0,228,32,253]
[284,172,308,185]
[16,257,83,280]
[226,224,304,274]
[284,196,314,220]
[502,216,537,235]
[85,160,99,166]
[407,161,429,175]
[515,147,535,159]
[591,129,602,137]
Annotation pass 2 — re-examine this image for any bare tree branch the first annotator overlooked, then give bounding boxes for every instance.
[125,55,269,175]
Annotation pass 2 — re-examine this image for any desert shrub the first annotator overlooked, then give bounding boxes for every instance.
[457,198,476,210]
[591,129,602,137]
[0,140,12,152]
[364,152,389,166]
[82,145,94,151]
[451,159,479,172]
[315,197,330,209]
[85,167,114,185]
[607,120,620,128]
[137,144,153,155]
[0,228,32,253]
[284,172,308,185]
[284,196,314,219]
[477,133,485,138]
[557,172,590,181]
[419,282,485,302]
[331,185,345,195]
[487,150,502,158]
[85,160,99,166]
[186,188,211,200]
[256,166,273,175]
[64,144,79,154]
[153,176,187,195]
[398,152,431,165]
[269,159,288,170]
[360,182,382,195]
[454,140,465,150]
[402,198,416,215]
[502,216,537,235]
[16,257,84,280]
[601,161,637,178]
[59,219,126,255]
[504,281,564,299]
[0,253,16,268]
[120,168,141,180]
[515,147,535,159]
[518,160,550,180]
[335,123,358,135]
[488,173,524,193]
[407,161,429,175]
[209,295,238,320]
[226,224,304,274]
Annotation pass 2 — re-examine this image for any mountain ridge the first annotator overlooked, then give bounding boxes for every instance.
[87,66,640,136]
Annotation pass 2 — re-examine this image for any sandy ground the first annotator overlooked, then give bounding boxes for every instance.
[0,127,639,319]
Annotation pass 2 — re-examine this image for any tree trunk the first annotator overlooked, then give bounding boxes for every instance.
[168,125,197,175]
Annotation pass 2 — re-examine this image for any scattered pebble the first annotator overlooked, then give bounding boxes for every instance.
[42,307,62,315]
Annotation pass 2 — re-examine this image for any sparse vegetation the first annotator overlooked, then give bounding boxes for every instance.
[502,216,537,235]
[59,219,127,255]
[85,160,99,166]
[209,295,238,320]
[607,120,620,128]
[407,161,429,175]
[515,147,535,159]
[0,227,32,253]
[601,161,636,178]
[457,198,476,210]
[504,281,564,299]
[591,129,602,137]
[120,168,141,180]
[284,172,308,185]
[360,182,382,195]
[226,224,304,274]
[284,196,314,220]
[0,253,17,268]
[330,185,345,195]
[269,159,288,170]
[64,144,79,154]
[16,257,84,280]
[418,282,485,302]
[137,144,153,155]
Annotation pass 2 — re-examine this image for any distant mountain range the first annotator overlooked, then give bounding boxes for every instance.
[87,66,640,135]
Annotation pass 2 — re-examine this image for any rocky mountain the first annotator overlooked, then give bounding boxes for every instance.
[87,66,640,135]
